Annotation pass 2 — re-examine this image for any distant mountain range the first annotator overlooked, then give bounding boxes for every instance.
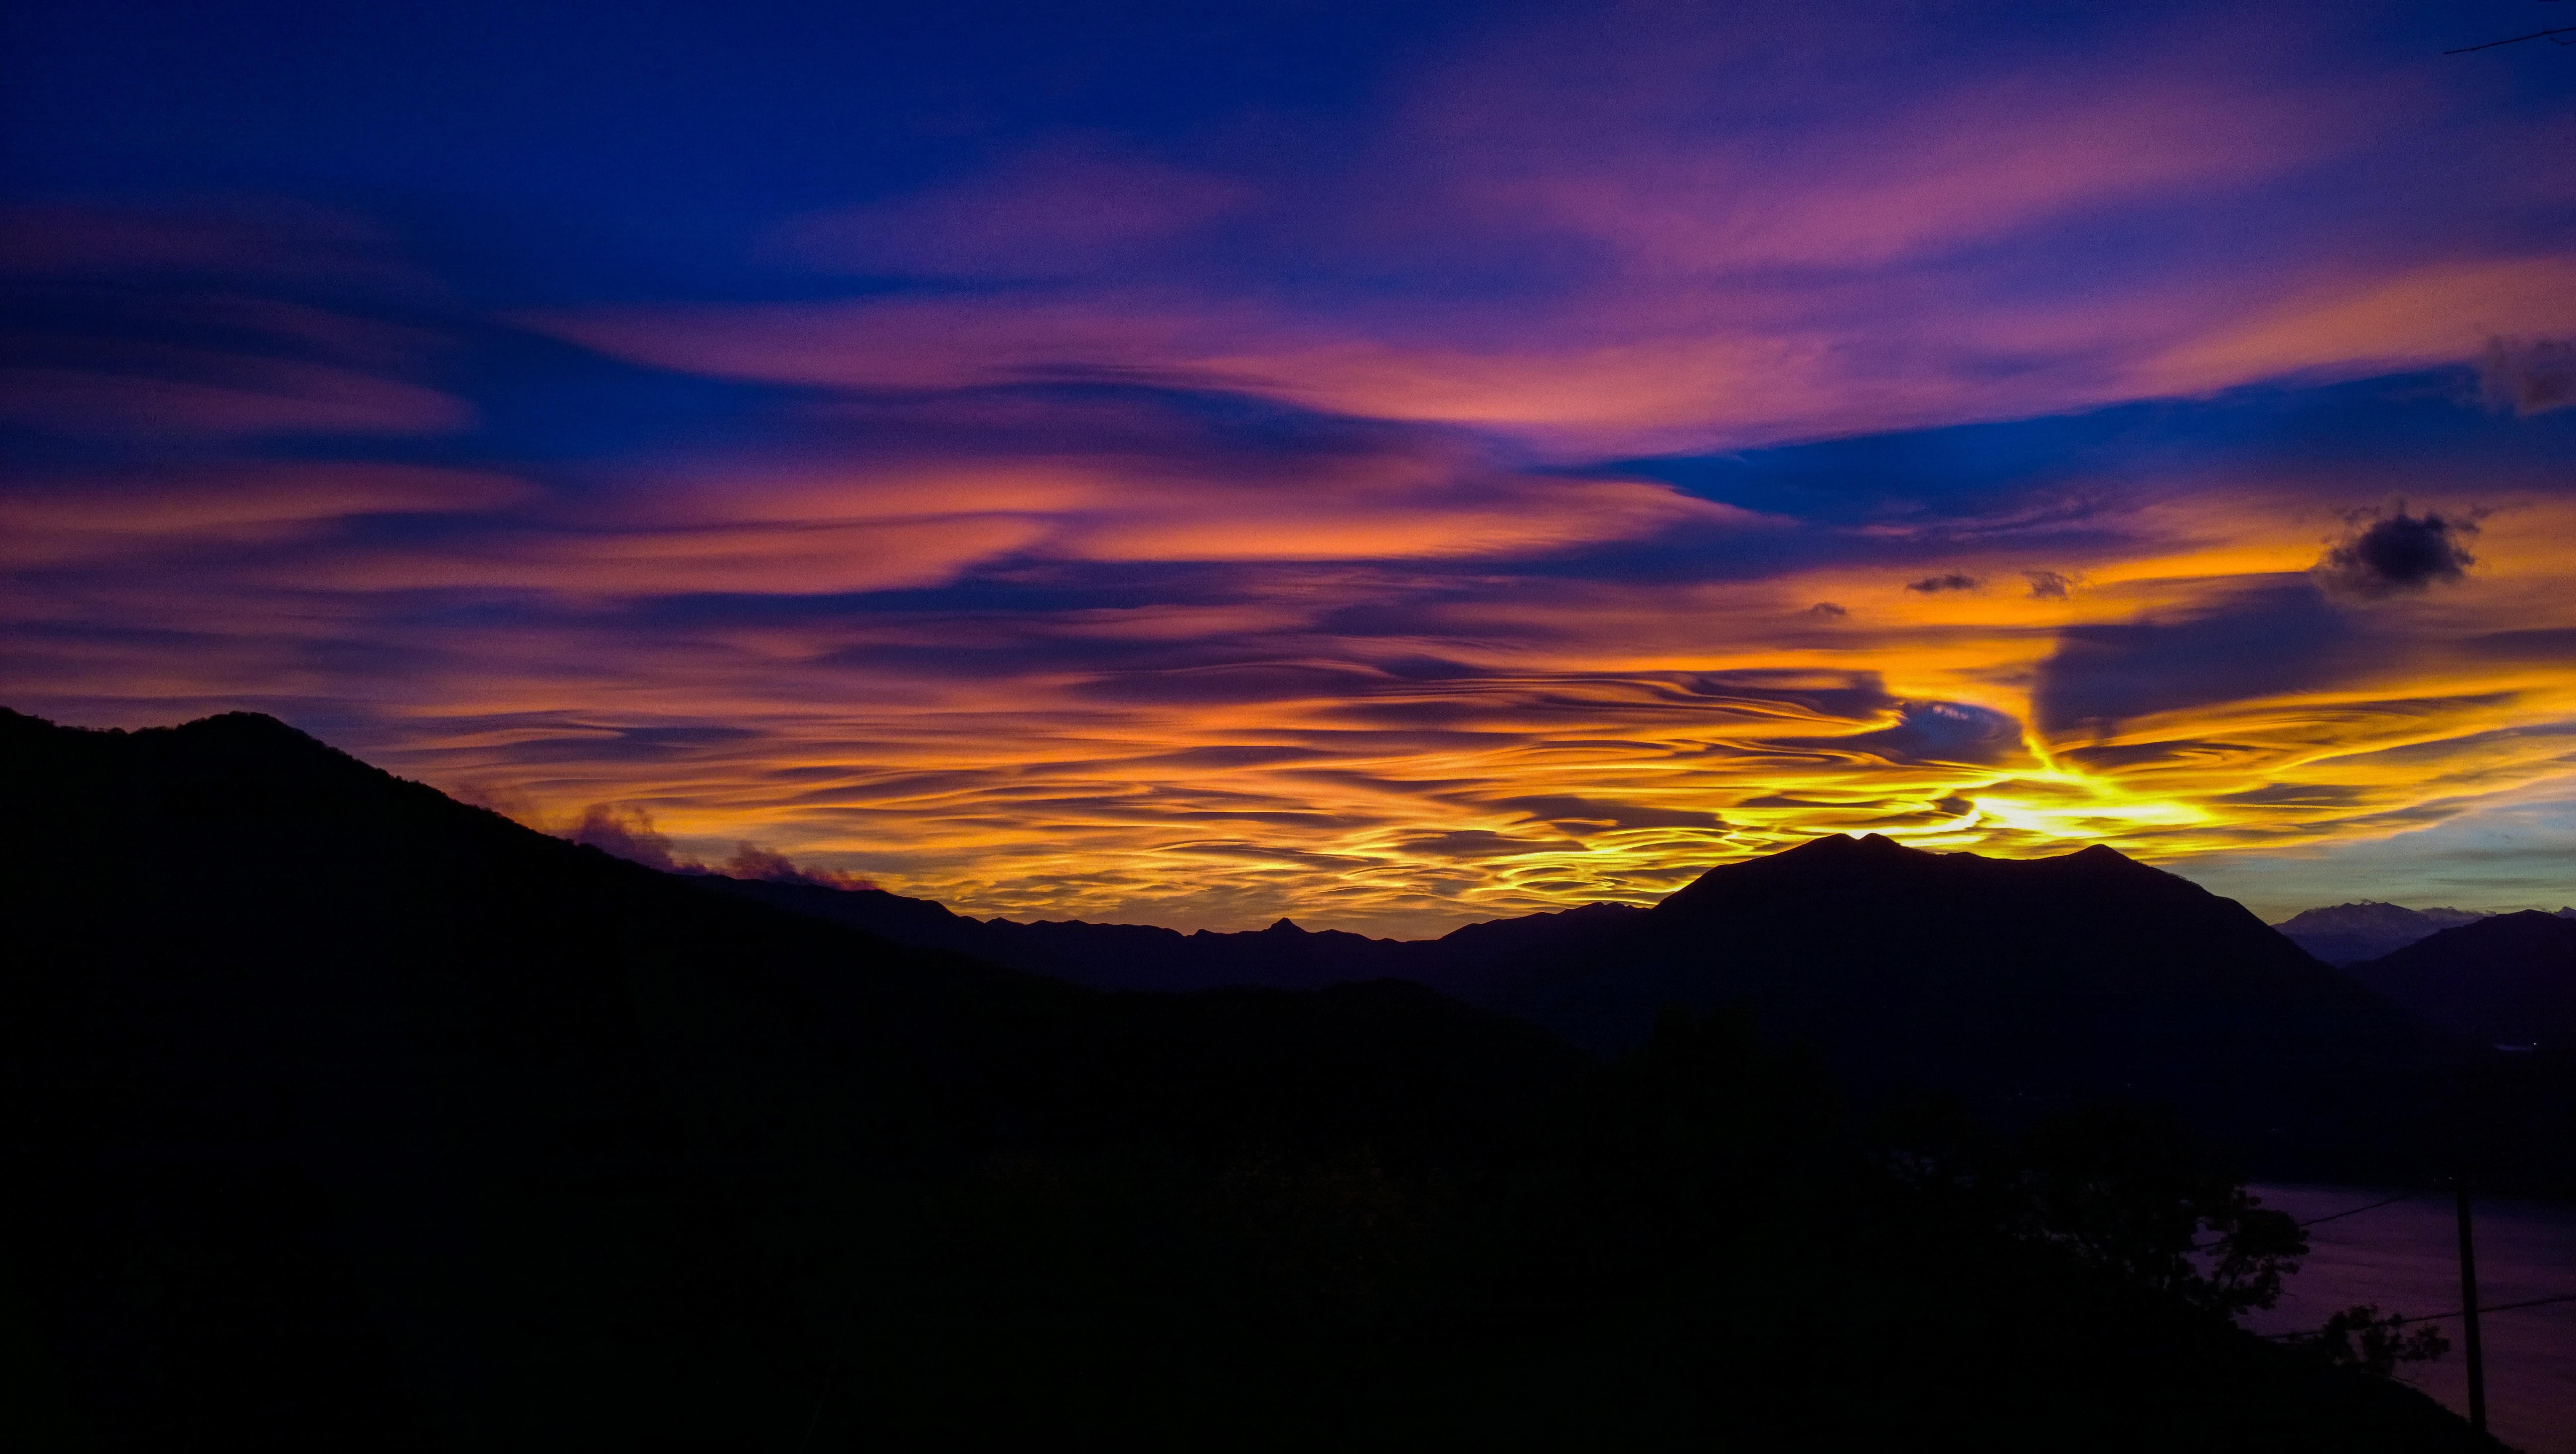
[703,872,1644,992]
[727,850,2576,1115]
[714,857,2573,1039]
[0,706,2542,1447]
[2271,901,2511,966]
[715,831,2474,1168]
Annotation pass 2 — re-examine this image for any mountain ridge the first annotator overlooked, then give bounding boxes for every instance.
[2273,901,2498,966]
[2345,910,2576,1050]
[1406,831,2475,1173]
[700,872,1649,992]
[705,827,2475,1171]
[0,705,1579,1443]
[0,705,2531,1448]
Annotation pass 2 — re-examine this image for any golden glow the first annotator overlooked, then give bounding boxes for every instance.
[9,452,2569,935]
[314,486,2566,935]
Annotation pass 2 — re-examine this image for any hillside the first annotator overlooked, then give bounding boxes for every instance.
[707,873,1644,991]
[1425,834,2470,1169]
[0,708,1572,1446]
[0,708,2506,1450]
[2346,911,2576,1049]
[717,834,2491,1174]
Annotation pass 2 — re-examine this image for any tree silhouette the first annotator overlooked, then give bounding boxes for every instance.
[2292,1306,2452,1378]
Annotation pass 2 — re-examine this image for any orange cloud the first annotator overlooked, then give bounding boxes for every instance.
[0,464,533,566]
[7,4,2573,933]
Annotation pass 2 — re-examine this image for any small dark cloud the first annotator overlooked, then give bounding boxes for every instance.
[2316,506,2476,598]
[1804,601,1847,617]
[2480,336,2574,417]
[1904,572,1982,594]
[2022,570,2078,601]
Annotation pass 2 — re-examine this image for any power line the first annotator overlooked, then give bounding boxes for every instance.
[2445,25,2576,53]
[2296,1191,2416,1228]
[2258,1292,2576,1341]
[2191,1190,2417,1252]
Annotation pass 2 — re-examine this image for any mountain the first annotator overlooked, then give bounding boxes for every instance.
[706,873,1645,991]
[2272,902,2491,966]
[2344,911,2576,1050]
[729,831,2485,1174]
[1424,834,2469,1165]
[0,707,1573,1446]
[0,708,2512,1449]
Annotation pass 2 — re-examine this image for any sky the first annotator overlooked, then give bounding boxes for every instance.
[4,0,2573,934]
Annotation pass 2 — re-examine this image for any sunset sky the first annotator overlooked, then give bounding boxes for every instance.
[6,0,2573,934]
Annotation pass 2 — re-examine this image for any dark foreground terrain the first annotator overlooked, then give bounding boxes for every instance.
[0,709,2511,1449]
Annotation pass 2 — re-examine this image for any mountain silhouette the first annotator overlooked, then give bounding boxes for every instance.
[0,707,1571,1445]
[0,708,2514,1449]
[2273,901,2491,966]
[711,830,2485,1175]
[716,832,2479,1166]
[2345,910,2576,1050]
[708,873,1643,991]
[1414,834,2469,1166]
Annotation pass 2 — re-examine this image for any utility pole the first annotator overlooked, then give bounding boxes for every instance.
[2455,1178,2487,1435]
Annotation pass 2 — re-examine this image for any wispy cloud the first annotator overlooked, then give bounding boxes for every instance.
[4,3,2573,931]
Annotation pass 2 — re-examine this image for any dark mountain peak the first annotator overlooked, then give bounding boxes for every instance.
[1780,831,1912,859]
[2459,908,2576,936]
[1664,834,2178,916]
[4,705,451,831]
[2038,841,2179,884]
[1263,916,1307,935]
[4,705,321,753]
[1657,832,1924,898]
[2346,908,2576,1047]
[1501,825,2428,1082]
[175,709,316,742]
[1567,899,1642,916]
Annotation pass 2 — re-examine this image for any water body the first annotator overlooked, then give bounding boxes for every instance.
[2242,1184,2576,1453]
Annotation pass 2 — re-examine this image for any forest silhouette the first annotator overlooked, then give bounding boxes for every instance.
[0,708,2534,1448]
